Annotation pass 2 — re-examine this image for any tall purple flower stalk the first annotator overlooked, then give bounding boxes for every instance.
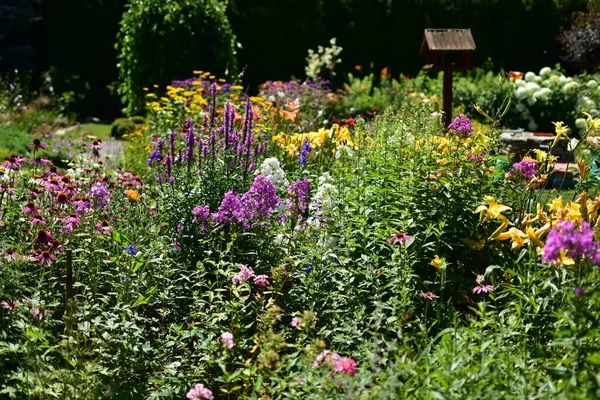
[297,137,312,165]
[240,174,281,228]
[169,130,176,157]
[287,177,311,219]
[185,119,196,165]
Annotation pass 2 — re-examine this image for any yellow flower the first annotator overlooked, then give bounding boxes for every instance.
[231,85,244,90]
[475,196,511,221]
[582,112,600,130]
[153,84,159,88]
[126,190,141,202]
[496,227,529,250]
[430,255,444,269]
[193,70,203,75]
[551,121,569,147]
[474,104,493,121]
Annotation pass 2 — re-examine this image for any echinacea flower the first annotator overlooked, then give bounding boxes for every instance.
[1,300,18,310]
[419,292,440,300]
[186,383,214,400]
[33,229,53,245]
[36,250,57,265]
[55,192,69,205]
[23,201,39,215]
[27,138,47,151]
[387,232,412,244]
[472,284,494,294]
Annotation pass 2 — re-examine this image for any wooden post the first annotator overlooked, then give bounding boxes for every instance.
[443,69,453,127]
[66,249,73,301]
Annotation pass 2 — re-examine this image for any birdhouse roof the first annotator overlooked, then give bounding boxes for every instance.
[421,29,476,52]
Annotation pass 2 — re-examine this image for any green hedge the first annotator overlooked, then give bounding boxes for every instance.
[117,0,238,115]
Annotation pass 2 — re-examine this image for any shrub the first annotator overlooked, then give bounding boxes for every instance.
[559,3,600,74]
[117,0,238,115]
[130,115,145,124]
[110,117,135,139]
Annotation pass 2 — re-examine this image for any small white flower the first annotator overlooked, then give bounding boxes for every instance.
[257,157,289,188]
[587,79,598,89]
[524,71,537,82]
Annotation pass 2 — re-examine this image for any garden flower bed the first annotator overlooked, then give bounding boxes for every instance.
[1,72,600,399]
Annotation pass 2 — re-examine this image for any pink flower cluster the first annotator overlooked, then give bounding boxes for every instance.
[220,332,235,349]
[186,383,214,400]
[232,266,255,284]
[313,350,358,376]
[472,284,493,294]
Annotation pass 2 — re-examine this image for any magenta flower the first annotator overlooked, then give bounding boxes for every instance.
[472,284,494,294]
[543,221,600,265]
[232,265,255,284]
[1,300,18,310]
[507,158,536,180]
[253,274,270,287]
[33,229,53,245]
[419,292,440,300]
[333,357,359,375]
[29,214,46,226]
[291,317,301,327]
[387,232,412,244]
[313,350,341,369]
[36,251,57,265]
[27,138,47,151]
[186,383,214,400]
[220,332,235,349]
[23,201,39,215]
[447,113,473,138]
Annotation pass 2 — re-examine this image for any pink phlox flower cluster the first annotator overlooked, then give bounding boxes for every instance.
[186,383,214,400]
[447,113,473,138]
[253,274,270,287]
[507,159,536,180]
[543,220,600,265]
[312,350,341,369]
[232,265,255,284]
[472,284,494,294]
[220,332,235,349]
[286,177,311,219]
[333,358,359,376]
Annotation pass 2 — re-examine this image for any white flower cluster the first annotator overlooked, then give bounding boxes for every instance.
[513,67,600,132]
[305,38,343,80]
[309,172,339,212]
[257,157,289,188]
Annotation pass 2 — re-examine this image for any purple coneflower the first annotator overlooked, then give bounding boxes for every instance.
[29,214,46,225]
[419,292,440,300]
[33,229,53,245]
[387,232,412,245]
[23,201,39,215]
[472,284,494,294]
[27,138,47,151]
[36,250,57,265]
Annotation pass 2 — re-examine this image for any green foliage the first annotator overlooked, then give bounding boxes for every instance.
[0,125,31,158]
[110,117,136,139]
[117,0,238,115]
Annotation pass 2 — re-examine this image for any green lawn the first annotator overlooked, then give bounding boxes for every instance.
[61,122,112,142]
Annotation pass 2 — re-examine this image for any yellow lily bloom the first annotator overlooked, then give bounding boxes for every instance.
[551,121,569,147]
[475,196,512,221]
[430,255,444,269]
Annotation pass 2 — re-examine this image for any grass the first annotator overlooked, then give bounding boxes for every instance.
[59,122,113,142]
[0,125,32,159]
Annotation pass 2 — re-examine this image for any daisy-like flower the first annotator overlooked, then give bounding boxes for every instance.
[29,214,46,225]
[387,232,412,244]
[33,229,53,245]
[95,220,111,236]
[27,138,47,151]
[54,192,69,205]
[472,284,494,294]
[419,292,440,300]
[23,201,39,215]
[4,248,18,260]
[1,300,18,310]
[36,250,57,265]
[63,213,81,226]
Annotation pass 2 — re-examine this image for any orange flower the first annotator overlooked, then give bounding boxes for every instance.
[508,71,524,81]
[354,65,362,71]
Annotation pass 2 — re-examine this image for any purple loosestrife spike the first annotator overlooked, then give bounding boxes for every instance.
[165,155,172,177]
[169,131,176,156]
[185,119,195,164]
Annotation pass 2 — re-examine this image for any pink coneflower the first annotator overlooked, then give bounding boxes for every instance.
[387,232,413,244]
[31,306,51,320]
[419,292,440,300]
[27,138,47,151]
[333,357,358,375]
[1,300,18,310]
[55,192,69,205]
[28,187,41,198]
[1,155,25,169]
[472,284,494,294]
[36,250,57,265]
[23,201,39,215]
[0,185,15,195]
[33,229,53,245]
[4,248,18,260]
[29,157,52,166]
[95,220,111,236]
[63,213,81,226]
[220,332,235,349]
[253,274,270,287]
[29,214,46,225]
[186,383,214,400]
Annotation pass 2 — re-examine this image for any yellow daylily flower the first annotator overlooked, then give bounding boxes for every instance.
[551,121,569,147]
[475,196,512,222]
[430,255,444,269]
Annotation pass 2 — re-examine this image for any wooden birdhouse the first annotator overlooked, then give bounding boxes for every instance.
[420,29,476,126]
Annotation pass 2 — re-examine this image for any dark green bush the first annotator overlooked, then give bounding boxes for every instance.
[117,0,238,115]
[130,115,145,124]
[110,117,135,139]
